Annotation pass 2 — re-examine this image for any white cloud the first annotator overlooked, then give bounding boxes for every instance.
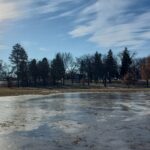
[46,9,76,21]
[0,0,32,22]
[35,0,74,14]
[0,0,149,54]
[69,0,150,51]
[0,1,21,21]
[0,0,77,50]
[0,0,78,22]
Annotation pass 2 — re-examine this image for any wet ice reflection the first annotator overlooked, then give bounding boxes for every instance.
[0,92,149,150]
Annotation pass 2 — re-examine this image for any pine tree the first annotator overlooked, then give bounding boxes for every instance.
[51,53,65,85]
[120,47,132,78]
[29,59,38,86]
[9,43,28,87]
[93,52,102,83]
[106,49,118,83]
[40,58,49,86]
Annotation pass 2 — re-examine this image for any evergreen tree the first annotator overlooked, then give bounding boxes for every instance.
[106,50,118,83]
[9,43,28,87]
[120,48,132,78]
[84,56,93,86]
[29,59,38,86]
[79,59,86,85]
[102,56,107,87]
[87,57,93,86]
[39,58,49,86]
[51,53,65,85]
[19,61,28,86]
[93,52,103,83]
[78,55,93,86]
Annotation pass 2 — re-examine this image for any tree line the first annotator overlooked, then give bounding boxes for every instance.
[0,43,150,88]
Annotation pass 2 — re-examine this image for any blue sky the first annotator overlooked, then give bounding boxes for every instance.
[0,0,150,61]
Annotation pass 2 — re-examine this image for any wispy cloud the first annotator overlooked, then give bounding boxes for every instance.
[0,0,79,22]
[34,0,77,14]
[0,0,150,54]
[69,0,150,51]
[0,0,78,50]
[0,1,20,21]
[0,0,32,22]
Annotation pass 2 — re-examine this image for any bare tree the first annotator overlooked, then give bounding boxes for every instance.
[141,56,150,87]
[68,58,78,85]
[60,52,74,85]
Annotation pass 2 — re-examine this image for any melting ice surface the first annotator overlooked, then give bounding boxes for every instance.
[0,92,150,150]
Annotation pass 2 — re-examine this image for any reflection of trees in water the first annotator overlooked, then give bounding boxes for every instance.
[0,93,150,150]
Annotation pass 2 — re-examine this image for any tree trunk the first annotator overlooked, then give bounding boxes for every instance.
[17,62,19,87]
[17,78,19,87]
[63,78,65,86]
[103,76,107,87]
[43,78,46,86]
[146,80,149,88]
[34,78,37,87]
[87,77,90,86]
[82,78,85,86]
[109,77,112,83]
[71,77,74,85]
[87,74,90,86]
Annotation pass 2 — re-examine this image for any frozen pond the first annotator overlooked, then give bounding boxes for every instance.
[0,92,150,150]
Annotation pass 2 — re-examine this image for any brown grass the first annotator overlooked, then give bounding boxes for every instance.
[0,87,149,97]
